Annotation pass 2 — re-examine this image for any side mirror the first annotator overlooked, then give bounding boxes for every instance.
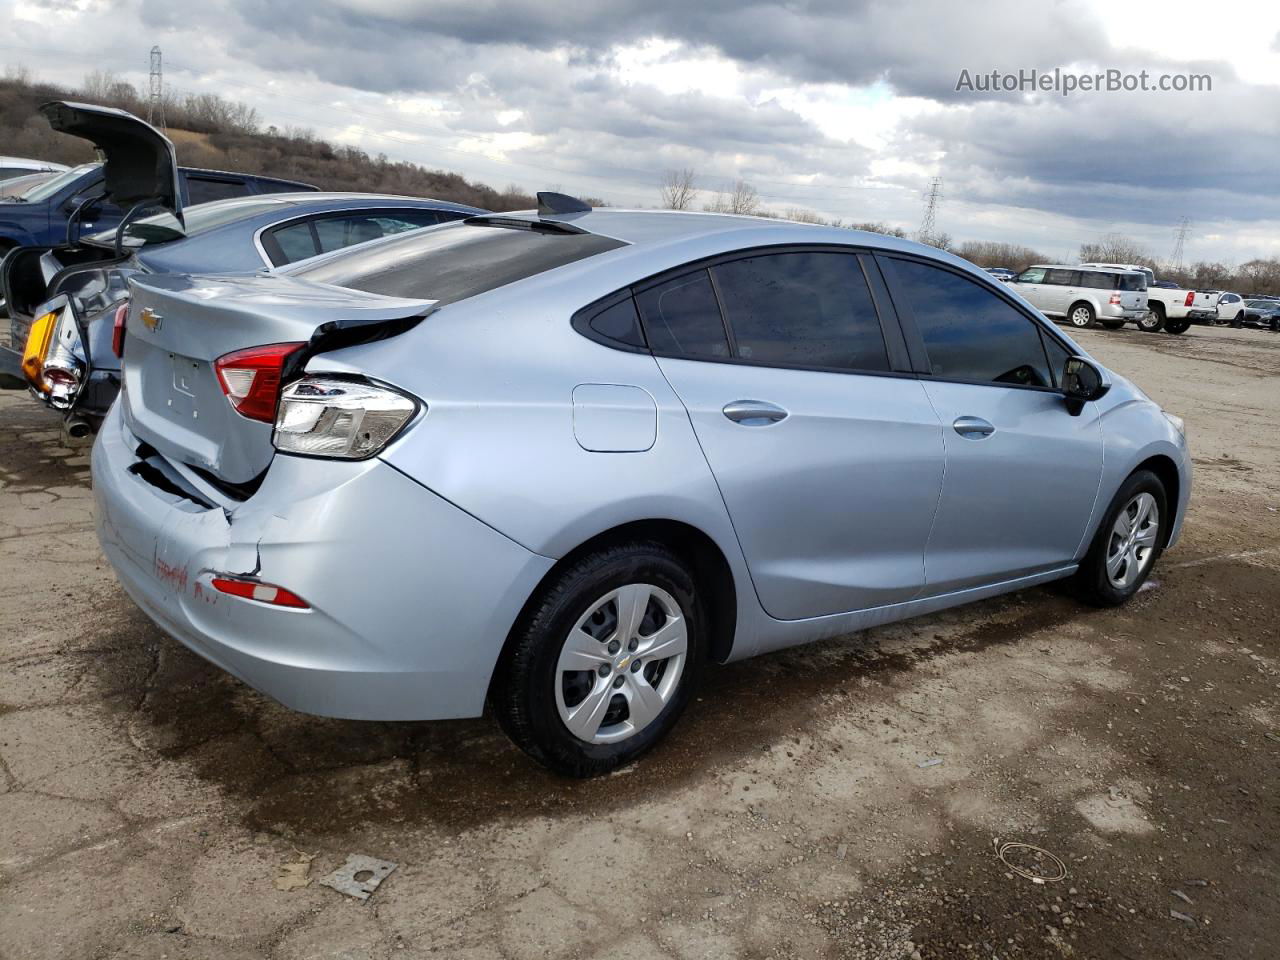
[1061,356,1110,414]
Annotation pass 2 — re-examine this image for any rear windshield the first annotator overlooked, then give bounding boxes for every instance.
[287,220,626,306]
[17,163,98,203]
[86,196,292,248]
[1115,272,1146,291]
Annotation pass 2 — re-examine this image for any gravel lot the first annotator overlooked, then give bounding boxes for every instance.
[1,323,1277,960]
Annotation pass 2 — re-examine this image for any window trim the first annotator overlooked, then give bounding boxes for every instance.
[876,252,1074,394]
[254,206,452,268]
[624,243,913,378]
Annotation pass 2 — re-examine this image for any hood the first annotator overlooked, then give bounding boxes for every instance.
[39,101,182,224]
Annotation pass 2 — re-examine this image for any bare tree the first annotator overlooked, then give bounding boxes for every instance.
[955,240,1049,270]
[659,168,698,210]
[1079,233,1148,265]
[849,221,908,238]
[704,179,760,216]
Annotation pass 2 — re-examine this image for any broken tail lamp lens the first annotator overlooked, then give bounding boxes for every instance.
[273,376,417,460]
[23,305,88,409]
[210,576,309,609]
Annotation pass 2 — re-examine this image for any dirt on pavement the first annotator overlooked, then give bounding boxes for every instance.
[1,322,1277,960]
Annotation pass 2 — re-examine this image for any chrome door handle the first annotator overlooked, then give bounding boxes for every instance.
[953,416,995,439]
[723,400,789,425]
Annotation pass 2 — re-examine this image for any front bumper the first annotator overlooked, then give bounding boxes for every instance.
[93,404,554,720]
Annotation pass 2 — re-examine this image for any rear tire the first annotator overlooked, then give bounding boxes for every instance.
[1073,470,1167,607]
[1137,304,1166,332]
[492,541,706,777]
[1231,311,1244,329]
[1067,302,1096,328]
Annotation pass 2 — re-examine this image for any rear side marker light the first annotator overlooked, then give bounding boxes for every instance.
[214,342,306,423]
[210,576,309,609]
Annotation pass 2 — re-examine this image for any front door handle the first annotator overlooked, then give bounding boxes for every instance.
[953,416,995,439]
[723,400,789,425]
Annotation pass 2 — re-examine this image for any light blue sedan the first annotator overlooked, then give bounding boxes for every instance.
[89,195,1191,777]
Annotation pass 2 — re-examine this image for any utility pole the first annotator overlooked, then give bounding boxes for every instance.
[148,46,165,130]
[918,176,942,244]
[1170,217,1190,271]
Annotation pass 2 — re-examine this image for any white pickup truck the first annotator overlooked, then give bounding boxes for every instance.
[1079,263,1218,334]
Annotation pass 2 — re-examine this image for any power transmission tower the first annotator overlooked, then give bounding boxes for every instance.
[1170,217,1191,271]
[148,46,165,130]
[917,177,942,243]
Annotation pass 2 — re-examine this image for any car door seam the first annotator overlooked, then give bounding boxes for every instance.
[915,380,950,600]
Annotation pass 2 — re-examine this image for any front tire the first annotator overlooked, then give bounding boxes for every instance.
[1073,470,1167,607]
[1164,318,1190,335]
[1067,302,1096,328]
[493,542,706,777]
[1101,318,1126,330]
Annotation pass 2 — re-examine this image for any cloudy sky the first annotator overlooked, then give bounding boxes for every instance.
[3,0,1279,264]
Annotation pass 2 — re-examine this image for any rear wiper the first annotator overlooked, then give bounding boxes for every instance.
[464,215,587,236]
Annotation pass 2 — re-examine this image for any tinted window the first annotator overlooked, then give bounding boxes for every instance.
[270,222,320,263]
[710,252,888,371]
[288,221,626,306]
[186,177,249,204]
[1117,273,1145,291]
[587,298,647,349]
[1016,267,1046,284]
[635,271,730,358]
[1039,331,1073,388]
[1044,268,1079,286]
[1079,272,1110,289]
[890,258,1053,388]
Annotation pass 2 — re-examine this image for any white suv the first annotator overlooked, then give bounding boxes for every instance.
[1011,264,1149,329]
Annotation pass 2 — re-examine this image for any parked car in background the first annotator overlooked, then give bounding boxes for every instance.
[1078,262,1216,333]
[6,191,487,430]
[0,102,315,268]
[1243,299,1280,331]
[91,196,1189,777]
[1216,292,1248,325]
[1010,264,1148,329]
[985,266,1016,281]
[0,156,68,181]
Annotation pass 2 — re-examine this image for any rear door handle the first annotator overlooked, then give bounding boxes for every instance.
[723,400,788,425]
[953,416,995,439]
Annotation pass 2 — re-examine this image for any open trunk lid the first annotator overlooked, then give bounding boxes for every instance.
[122,273,435,485]
[40,101,183,226]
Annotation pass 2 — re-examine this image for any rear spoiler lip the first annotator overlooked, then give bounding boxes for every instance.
[283,306,438,384]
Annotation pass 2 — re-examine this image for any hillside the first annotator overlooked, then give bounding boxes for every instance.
[0,76,535,211]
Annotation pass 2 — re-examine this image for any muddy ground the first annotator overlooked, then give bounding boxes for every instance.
[1,322,1277,960]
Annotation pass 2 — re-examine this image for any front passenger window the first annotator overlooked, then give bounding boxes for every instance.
[888,258,1054,388]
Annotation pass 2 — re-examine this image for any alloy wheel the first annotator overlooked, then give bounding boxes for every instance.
[1070,307,1092,327]
[1105,492,1160,590]
[554,583,688,744]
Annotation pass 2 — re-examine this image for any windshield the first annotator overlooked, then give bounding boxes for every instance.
[17,163,98,203]
[85,196,292,248]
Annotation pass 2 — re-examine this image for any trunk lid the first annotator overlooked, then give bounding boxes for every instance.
[39,101,183,225]
[122,273,435,485]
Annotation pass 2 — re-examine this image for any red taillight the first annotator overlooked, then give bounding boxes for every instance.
[1185,291,1195,307]
[210,576,309,609]
[1109,293,1121,305]
[213,342,305,423]
[111,302,128,358]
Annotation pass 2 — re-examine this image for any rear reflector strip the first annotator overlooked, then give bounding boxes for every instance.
[210,576,309,609]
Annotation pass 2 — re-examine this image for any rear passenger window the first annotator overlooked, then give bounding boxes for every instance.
[587,298,647,349]
[889,258,1054,388]
[186,177,247,204]
[1044,268,1079,286]
[269,222,319,263]
[710,252,888,371]
[635,271,730,358]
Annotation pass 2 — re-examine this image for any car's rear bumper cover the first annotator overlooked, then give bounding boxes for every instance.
[93,403,553,721]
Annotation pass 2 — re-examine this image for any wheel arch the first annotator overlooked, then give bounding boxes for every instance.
[489,518,740,704]
[1132,453,1181,548]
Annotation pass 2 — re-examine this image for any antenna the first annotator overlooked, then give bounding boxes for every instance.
[917,176,942,243]
[148,45,165,130]
[1170,217,1190,271]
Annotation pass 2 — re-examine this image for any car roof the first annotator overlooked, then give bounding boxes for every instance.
[1030,263,1144,274]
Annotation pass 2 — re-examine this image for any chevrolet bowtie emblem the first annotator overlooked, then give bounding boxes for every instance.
[140,307,162,332]
[616,655,632,671]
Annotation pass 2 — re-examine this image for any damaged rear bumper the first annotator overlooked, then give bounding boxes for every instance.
[92,403,554,721]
